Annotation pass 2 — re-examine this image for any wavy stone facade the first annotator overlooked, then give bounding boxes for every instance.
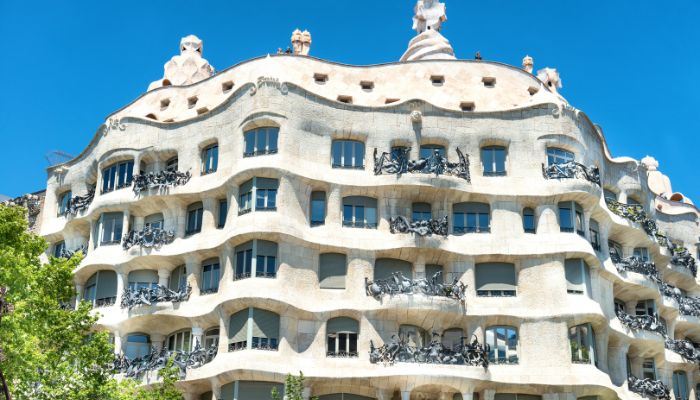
[38,35,700,400]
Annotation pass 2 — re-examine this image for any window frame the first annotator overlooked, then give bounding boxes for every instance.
[331,140,365,169]
[201,259,221,294]
[523,207,536,234]
[167,329,192,352]
[485,326,519,364]
[419,144,446,160]
[326,317,359,358]
[310,191,327,226]
[412,202,432,222]
[481,146,507,176]
[243,127,279,157]
[475,262,517,297]
[101,160,134,194]
[558,201,585,236]
[98,212,124,246]
[217,199,228,228]
[453,202,491,234]
[547,147,575,166]
[58,191,72,216]
[673,370,688,400]
[342,196,377,229]
[201,144,219,175]
[569,323,596,365]
[185,202,204,235]
[234,240,278,280]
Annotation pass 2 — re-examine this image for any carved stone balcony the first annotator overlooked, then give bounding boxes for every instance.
[369,333,488,369]
[627,375,670,400]
[122,227,175,250]
[66,189,95,215]
[616,309,666,336]
[132,170,191,196]
[120,284,191,309]
[373,147,471,182]
[664,338,700,364]
[660,282,700,318]
[365,271,466,301]
[541,162,600,186]
[610,252,661,283]
[389,216,448,237]
[112,342,217,378]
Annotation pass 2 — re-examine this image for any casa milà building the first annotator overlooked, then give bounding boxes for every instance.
[37,2,700,400]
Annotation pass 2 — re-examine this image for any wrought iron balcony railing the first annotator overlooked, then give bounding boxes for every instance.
[326,350,359,358]
[122,227,175,250]
[669,245,698,277]
[132,170,191,195]
[627,375,671,400]
[616,309,666,336]
[605,199,660,237]
[58,244,88,259]
[112,342,217,378]
[342,221,378,229]
[66,189,95,215]
[93,296,116,308]
[389,216,448,237]
[659,282,700,318]
[373,147,471,182]
[664,338,700,364]
[243,149,278,157]
[610,252,662,284]
[541,162,600,186]
[365,271,466,302]
[120,284,191,309]
[369,333,488,369]
[228,338,279,352]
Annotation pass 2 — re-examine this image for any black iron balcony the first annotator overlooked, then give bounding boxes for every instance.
[369,333,488,369]
[342,220,378,229]
[373,147,471,182]
[389,216,448,237]
[610,252,662,284]
[664,337,700,364]
[93,296,116,308]
[659,282,700,318]
[132,170,191,196]
[120,284,191,309]
[112,342,217,378]
[616,309,666,336]
[66,189,95,215]
[541,162,600,186]
[122,227,175,250]
[243,149,278,157]
[669,245,697,277]
[365,271,466,302]
[605,199,660,237]
[58,244,88,259]
[327,350,359,358]
[627,375,670,400]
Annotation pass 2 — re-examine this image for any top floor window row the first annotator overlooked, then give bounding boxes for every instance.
[244,127,279,157]
[102,160,134,194]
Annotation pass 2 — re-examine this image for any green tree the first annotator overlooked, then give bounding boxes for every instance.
[271,372,318,400]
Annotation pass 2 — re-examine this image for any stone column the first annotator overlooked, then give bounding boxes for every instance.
[113,331,123,355]
[583,210,592,241]
[302,387,312,400]
[536,204,559,234]
[608,343,631,385]
[461,390,474,400]
[175,205,187,239]
[483,389,495,400]
[210,379,222,400]
[133,216,145,232]
[202,198,217,232]
[594,323,610,373]
[618,191,628,204]
[219,243,234,293]
[227,184,239,227]
[415,254,426,279]
[88,219,96,251]
[192,326,204,351]
[122,210,131,236]
[327,184,342,226]
[151,334,165,352]
[185,255,202,296]
[378,197,391,232]
[75,283,84,306]
[158,268,171,287]
[217,308,229,354]
[115,269,127,308]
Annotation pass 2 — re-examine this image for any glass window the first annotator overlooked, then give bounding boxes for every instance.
[244,127,279,157]
[201,260,220,294]
[125,334,150,359]
[391,146,408,162]
[609,240,623,259]
[604,189,617,202]
[144,213,164,230]
[485,326,518,364]
[589,219,601,251]
[399,325,427,349]
[99,212,123,246]
[83,270,117,307]
[58,191,72,216]
[547,147,574,166]
[673,371,688,400]
[481,146,507,176]
[127,270,158,291]
[167,330,191,352]
[326,317,359,357]
[342,196,377,229]
[53,241,66,258]
[453,202,490,234]
[234,240,277,280]
[627,197,641,206]
[633,247,650,262]
[201,144,218,175]
[218,199,228,228]
[250,309,280,350]
[331,140,365,169]
[310,191,326,226]
[635,299,656,317]
[239,179,253,215]
[102,160,134,193]
[186,202,204,235]
[168,265,187,291]
[442,329,463,351]
[558,201,584,236]
[419,144,446,160]
[565,259,591,296]
[165,157,178,172]
[412,202,432,221]
[642,358,656,380]
[569,323,596,364]
[475,262,516,297]
[523,208,536,234]
[204,328,219,349]
[256,189,277,210]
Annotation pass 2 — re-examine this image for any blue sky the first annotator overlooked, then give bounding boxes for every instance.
[0,1,698,200]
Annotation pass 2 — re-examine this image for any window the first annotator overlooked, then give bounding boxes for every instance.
[360,80,374,91]
[186,202,204,235]
[481,146,506,176]
[633,247,650,262]
[614,299,626,314]
[343,196,377,229]
[204,328,220,349]
[98,212,123,246]
[102,160,134,193]
[374,259,412,281]
[399,325,428,348]
[547,147,574,166]
[201,144,218,175]
[476,262,516,297]
[144,213,164,230]
[460,102,475,112]
[485,326,518,364]
[569,323,596,364]
[642,358,656,380]
[218,199,228,228]
[609,240,623,259]
[332,140,365,169]
[523,208,536,234]
[319,253,346,289]
[635,299,656,317]
[168,265,186,291]
[255,178,278,211]
[228,308,280,351]
[244,127,279,157]
[310,191,326,226]
[53,241,66,258]
[453,202,490,234]
[627,197,641,206]
[125,334,150,359]
[442,328,463,351]
[390,146,408,162]
[83,270,117,307]
[558,201,584,236]
[412,202,432,221]
[165,157,178,172]
[565,259,591,296]
[127,270,158,291]
[430,75,445,85]
[58,191,72,216]
[201,259,221,294]
[167,330,191,352]
[604,189,618,202]
[239,179,253,215]
[234,240,277,280]
[419,144,446,160]
[326,317,359,357]
[589,219,601,251]
[673,371,689,400]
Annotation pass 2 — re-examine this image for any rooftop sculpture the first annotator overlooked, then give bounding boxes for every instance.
[412,0,447,34]
[401,1,455,62]
[148,35,215,91]
[291,29,312,55]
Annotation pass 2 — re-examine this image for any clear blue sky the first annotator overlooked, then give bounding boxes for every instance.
[0,1,698,200]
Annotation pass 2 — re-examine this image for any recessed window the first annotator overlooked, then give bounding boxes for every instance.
[204,328,219,349]
[481,146,506,176]
[319,253,346,289]
[234,240,278,280]
[228,308,280,351]
[604,189,618,202]
[145,113,157,120]
[485,326,518,364]
[673,371,689,400]
[482,77,496,88]
[528,86,539,96]
[167,330,191,352]
[337,95,353,104]
[569,324,596,364]
[343,196,377,229]
[558,201,584,236]
[97,212,123,247]
[430,75,445,86]
[476,262,516,297]
[565,259,591,296]
[83,270,117,308]
[163,118,175,123]
[331,140,365,169]
[453,202,490,234]
[609,240,623,259]
[589,219,601,251]
[310,191,327,226]
[127,270,158,291]
[374,258,412,281]
[160,98,171,110]
[244,127,279,157]
[385,98,400,104]
[419,144,446,160]
[314,73,328,84]
[53,241,66,258]
[238,177,279,215]
[165,157,178,172]
[201,259,221,294]
[144,213,164,230]
[196,107,209,115]
[187,96,198,108]
[58,191,72,216]
[360,81,374,91]
[201,144,218,175]
[643,358,657,380]
[460,101,475,111]
[125,334,150,359]
[635,299,656,317]
[168,265,186,291]
[547,147,575,166]
[326,317,359,357]
[102,160,134,193]
[633,247,650,262]
[217,199,228,229]
[523,208,536,234]
[186,202,203,235]
[222,81,234,92]
[400,324,428,348]
[412,202,432,222]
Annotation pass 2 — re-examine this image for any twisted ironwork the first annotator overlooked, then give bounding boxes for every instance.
[122,227,175,250]
[58,244,88,259]
[67,189,95,215]
[0,288,13,400]
[659,282,700,318]
[605,200,659,237]
[132,170,191,196]
[610,251,661,284]
[541,162,600,186]
[112,341,217,378]
[365,271,466,302]
[616,309,666,336]
[369,333,488,369]
[389,215,448,237]
[2,194,42,229]
[120,284,191,309]
[627,375,670,400]
[669,245,697,277]
[373,147,471,182]
[664,338,700,364]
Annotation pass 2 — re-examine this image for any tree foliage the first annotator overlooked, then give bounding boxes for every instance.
[271,372,318,400]
[0,205,183,400]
